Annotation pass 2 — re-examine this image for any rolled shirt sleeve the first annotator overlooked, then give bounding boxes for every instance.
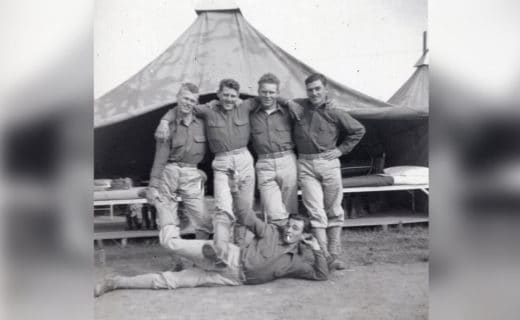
[148,139,171,188]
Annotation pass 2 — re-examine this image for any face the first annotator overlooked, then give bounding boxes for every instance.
[217,86,239,110]
[177,89,199,115]
[257,82,279,108]
[283,219,305,244]
[306,79,328,107]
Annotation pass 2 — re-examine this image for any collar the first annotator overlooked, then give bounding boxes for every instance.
[253,101,285,115]
[216,101,236,113]
[175,111,197,126]
[308,96,334,110]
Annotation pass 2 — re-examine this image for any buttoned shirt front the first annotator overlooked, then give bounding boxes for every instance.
[249,101,295,155]
[161,102,256,154]
[292,98,366,155]
[149,111,207,187]
[194,102,252,153]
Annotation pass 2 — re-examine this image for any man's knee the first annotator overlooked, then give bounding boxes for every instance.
[159,225,181,248]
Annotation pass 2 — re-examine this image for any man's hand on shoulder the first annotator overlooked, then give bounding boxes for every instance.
[155,120,170,141]
[207,99,219,109]
[286,100,303,121]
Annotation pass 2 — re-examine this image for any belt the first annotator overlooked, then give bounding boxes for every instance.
[257,150,294,160]
[166,161,198,168]
[298,150,336,160]
[215,147,248,157]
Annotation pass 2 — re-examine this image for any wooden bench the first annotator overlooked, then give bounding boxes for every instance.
[94,184,429,244]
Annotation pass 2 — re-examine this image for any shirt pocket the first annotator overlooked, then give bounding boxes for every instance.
[251,127,263,136]
[233,116,249,126]
[275,127,291,142]
[193,135,207,143]
[191,135,207,156]
[316,121,335,143]
[207,119,225,127]
[206,116,226,147]
[170,132,185,148]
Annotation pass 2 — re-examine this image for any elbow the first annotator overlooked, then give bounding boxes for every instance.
[358,126,366,138]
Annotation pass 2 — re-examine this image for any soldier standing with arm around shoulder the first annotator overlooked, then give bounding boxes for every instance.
[146,83,213,258]
[248,73,299,226]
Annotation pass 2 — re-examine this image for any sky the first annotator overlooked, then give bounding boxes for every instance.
[94,0,427,101]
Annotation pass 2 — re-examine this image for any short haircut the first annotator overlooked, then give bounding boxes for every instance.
[288,213,311,233]
[258,73,280,88]
[305,73,328,87]
[218,78,240,93]
[178,82,199,94]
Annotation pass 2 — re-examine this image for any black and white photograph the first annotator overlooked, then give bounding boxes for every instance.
[93,0,428,319]
[5,0,520,319]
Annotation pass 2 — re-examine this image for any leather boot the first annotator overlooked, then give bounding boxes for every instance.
[327,226,346,270]
[133,216,142,230]
[150,206,158,230]
[142,205,151,229]
[125,213,134,230]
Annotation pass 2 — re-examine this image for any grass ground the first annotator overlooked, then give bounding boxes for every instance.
[95,225,428,320]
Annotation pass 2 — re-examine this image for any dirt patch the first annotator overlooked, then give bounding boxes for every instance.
[95,226,428,320]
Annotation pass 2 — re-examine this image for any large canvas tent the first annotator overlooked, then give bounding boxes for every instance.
[94,7,428,183]
[381,49,429,167]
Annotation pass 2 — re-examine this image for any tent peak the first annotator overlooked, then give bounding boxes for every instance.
[194,0,240,14]
[414,49,429,67]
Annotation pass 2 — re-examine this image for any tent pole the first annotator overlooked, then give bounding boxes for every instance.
[423,31,428,54]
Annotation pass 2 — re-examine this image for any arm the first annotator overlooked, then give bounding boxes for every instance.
[334,108,366,155]
[303,249,329,281]
[277,97,304,121]
[155,109,175,142]
[235,196,268,237]
[148,139,170,188]
[155,104,210,141]
[192,103,211,116]
[239,97,258,112]
[236,207,269,238]
[159,103,210,121]
[279,244,329,281]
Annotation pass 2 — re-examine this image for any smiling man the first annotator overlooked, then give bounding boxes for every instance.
[292,73,366,270]
[247,73,298,227]
[146,83,213,255]
[94,200,328,297]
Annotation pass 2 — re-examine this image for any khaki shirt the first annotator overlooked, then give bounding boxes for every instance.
[249,101,295,155]
[292,98,366,155]
[149,112,207,187]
